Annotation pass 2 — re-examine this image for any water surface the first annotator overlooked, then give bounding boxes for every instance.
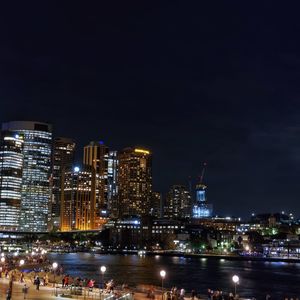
[48,253,300,299]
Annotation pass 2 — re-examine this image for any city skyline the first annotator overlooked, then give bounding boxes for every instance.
[1,3,300,217]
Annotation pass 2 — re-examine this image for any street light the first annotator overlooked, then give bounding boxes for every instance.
[160,270,166,300]
[0,257,5,263]
[100,266,106,290]
[19,259,25,267]
[232,275,239,297]
[52,262,58,296]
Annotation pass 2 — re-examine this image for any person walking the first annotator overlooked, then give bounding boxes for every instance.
[22,284,29,299]
[35,276,40,290]
[6,288,12,300]
[191,290,196,300]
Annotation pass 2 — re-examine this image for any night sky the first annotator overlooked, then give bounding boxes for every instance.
[1,2,300,218]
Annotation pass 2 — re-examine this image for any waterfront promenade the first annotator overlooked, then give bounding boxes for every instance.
[0,276,151,300]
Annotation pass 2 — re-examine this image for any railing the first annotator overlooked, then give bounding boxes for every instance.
[53,285,134,300]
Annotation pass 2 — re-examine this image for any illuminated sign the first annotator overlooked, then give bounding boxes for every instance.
[134,149,150,155]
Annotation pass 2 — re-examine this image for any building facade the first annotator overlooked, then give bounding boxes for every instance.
[83,141,109,218]
[0,131,24,230]
[150,191,162,218]
[192,183,213,218]
[2,121,52,232]
[107,150,118,216]
[51,137,75,229]
[165,185,192,219]
[117,148,152,217]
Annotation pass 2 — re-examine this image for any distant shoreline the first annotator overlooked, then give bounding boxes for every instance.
[50,250,300,263]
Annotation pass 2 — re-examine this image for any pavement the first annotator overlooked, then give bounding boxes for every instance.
[0,277,150,300]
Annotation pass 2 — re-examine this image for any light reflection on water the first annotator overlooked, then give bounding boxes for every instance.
[48,253,300,299]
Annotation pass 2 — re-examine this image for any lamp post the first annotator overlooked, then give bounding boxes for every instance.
[100,266,106,290]
[232,275,239,297]
[160,270,166,300]
[52,262,58,296]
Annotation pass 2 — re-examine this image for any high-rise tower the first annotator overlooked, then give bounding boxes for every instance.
[192,183,213,218]
[0,131,24,230]
[1,121,52,232]
[51,137,76,229]
[165,185,192,219]
[83,141,109,219]
[117,147,152,217]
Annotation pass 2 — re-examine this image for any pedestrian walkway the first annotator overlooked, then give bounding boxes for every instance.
[0,277,135,300]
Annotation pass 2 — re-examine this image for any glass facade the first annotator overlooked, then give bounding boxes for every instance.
[107,150,118,216]
[2,121,52,232]
[0,132,24,230]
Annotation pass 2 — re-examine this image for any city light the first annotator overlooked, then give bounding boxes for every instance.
[52,262,58,270]
[160,270,166,278]
[232,275,239,296]
[232,275,239,283]
[134,149,150,155]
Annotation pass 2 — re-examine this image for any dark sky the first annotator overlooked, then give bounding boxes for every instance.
[1,2,300,218]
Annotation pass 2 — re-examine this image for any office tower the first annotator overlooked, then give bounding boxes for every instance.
[107,150,118,216]
[2,121,52,232]
[164,185,192,219]
[117,147,152,217]
[0,131,24,230]
[51,137,76,229]
[150,191,162,218]
[83,141,109,217]
[74,167,99,230]
[192,182,213,218]
[60,168,78,232]
[60,166,105,231]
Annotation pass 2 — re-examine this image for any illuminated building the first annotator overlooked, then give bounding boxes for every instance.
[117,147,152,217]
[192,183,213,218]
[74,167,103,230]
[107,150,118,216]
[150,191,162,218]
[164,185,192,219]
[60,166,104,231]
[60,168,78,231]
[0,131,24,230]
[2,121,52,232]
[83,141,109,220]
[51,137,75,229]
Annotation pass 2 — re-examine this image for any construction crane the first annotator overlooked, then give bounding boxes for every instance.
[197,162,207,190]
[199,162,207,184]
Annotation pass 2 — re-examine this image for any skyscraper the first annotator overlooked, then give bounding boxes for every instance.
[117,147,152,217]
[164,185,192,219]
[1,121,52,232]
[74,167,99,230]
[51,137,76,229]
[107,150,118,217]
[192,183,213,218]
[60,168,78,232]
[150,191,162,218]
[0,131,24,230]
[83,141,109,219]
[60,166,105,231]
